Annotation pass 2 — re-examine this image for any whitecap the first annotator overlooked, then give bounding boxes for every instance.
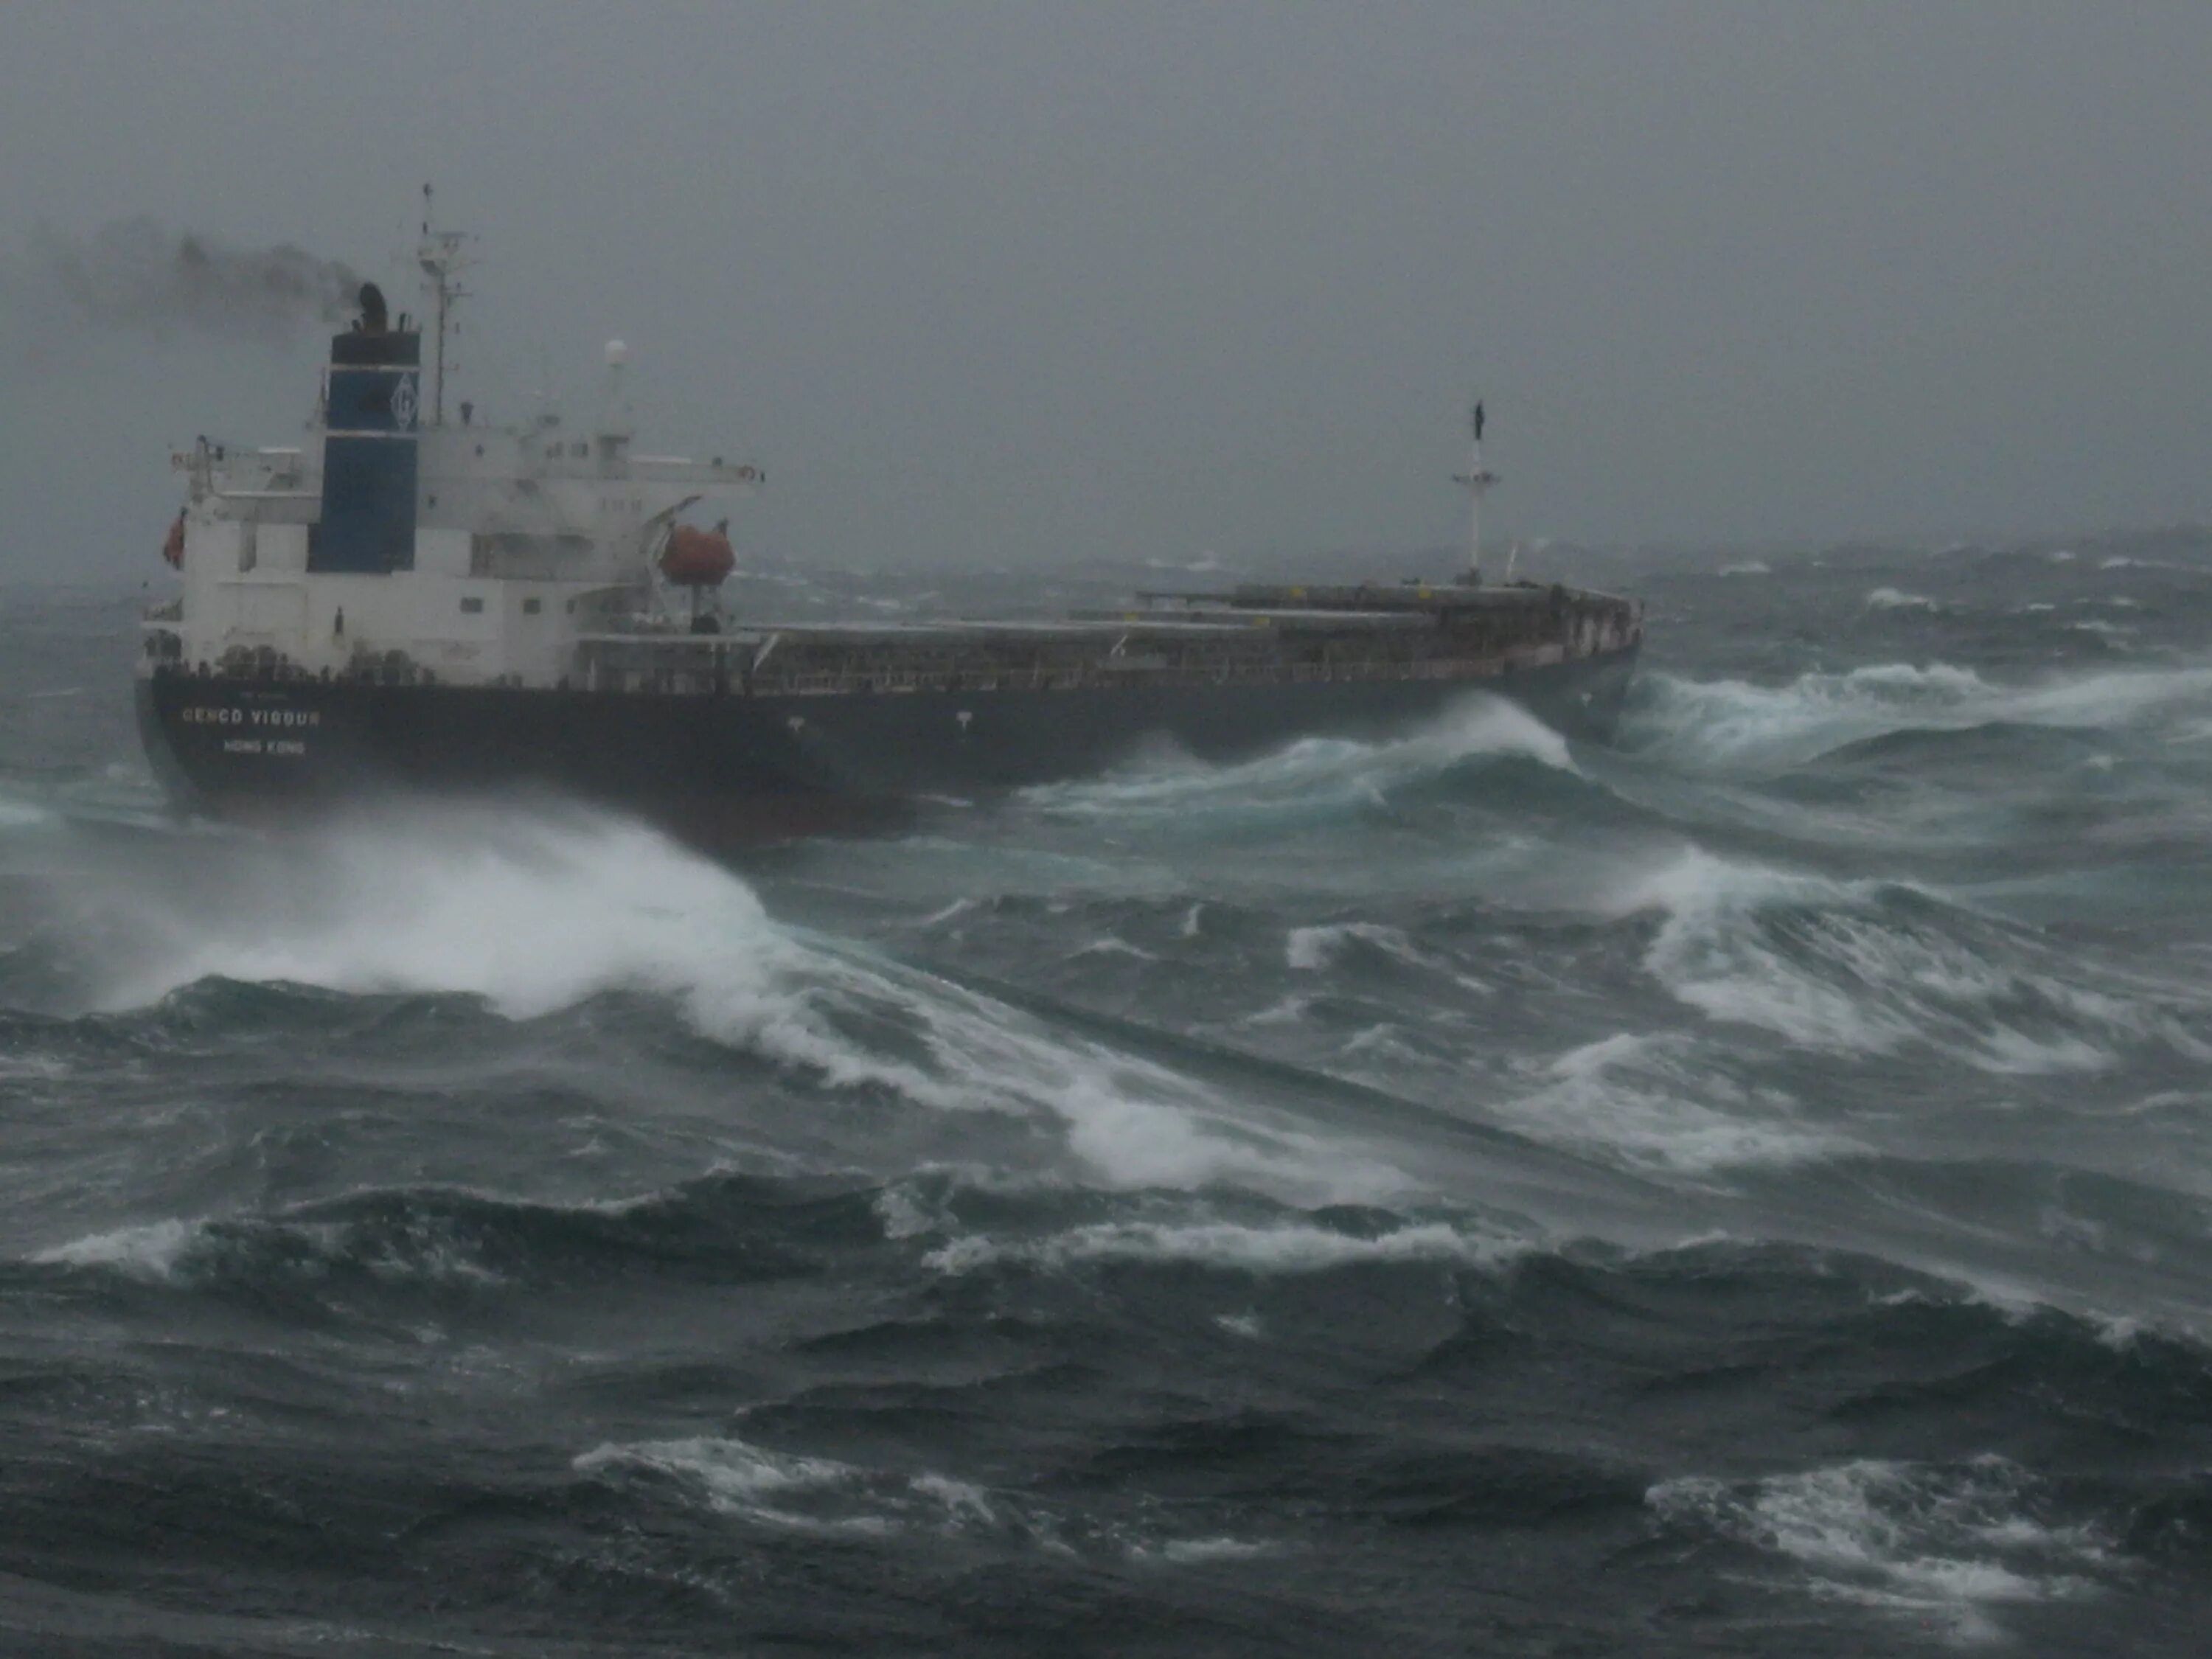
[1603,847,2188,1071]
[1023,694,1578,826]
[922,1215,1528,1276]
[88,807,1411,1204]
[1150,1537,1276,1565]
[1624,661,2212,773]
[1492,1031,1851,1174]
[1285,921,1439,974]
[32,1218,199,1279]
[1070,935,1158,961]
[577,1435,991,1538]
[1649,1456,2106,1642]
[1865,586,1941,611]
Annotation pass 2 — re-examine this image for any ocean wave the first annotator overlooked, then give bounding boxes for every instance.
[32,1198,515,1293]
[1623,662,2212,773]
[1491,1031,1854,1174]
[577,1433,998,1539]
[1607,848,2205,1068]
[32,1217,201,1279]
[1649,1456,2107,1641]
[1284,920,1439,975]
[79,810,1415,1203]
[922,1214,1530,1276]
[0,790,53,832]
[1865,586,1941,612]
[578,1432,1271,1565]
[44,1173,1527,1298]
[2070,619,2136,643]
[1019,695,1579,826]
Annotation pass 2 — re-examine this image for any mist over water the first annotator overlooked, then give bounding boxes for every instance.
[5,532,2212,1653]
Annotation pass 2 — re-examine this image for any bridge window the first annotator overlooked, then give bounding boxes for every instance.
[523,598,542,614]
[461,597,484,614]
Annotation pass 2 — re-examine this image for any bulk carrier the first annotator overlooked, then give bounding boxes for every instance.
[137,214,1643,844]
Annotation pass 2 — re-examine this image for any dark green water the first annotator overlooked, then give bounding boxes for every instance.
[4,534,2212,1655]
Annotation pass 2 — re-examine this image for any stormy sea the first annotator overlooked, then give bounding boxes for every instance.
[4,532,2212,1657]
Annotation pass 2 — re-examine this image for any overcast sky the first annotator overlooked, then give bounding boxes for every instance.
[1,1,2208,582]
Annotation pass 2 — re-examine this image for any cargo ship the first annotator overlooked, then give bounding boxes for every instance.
[136,214,1643,844]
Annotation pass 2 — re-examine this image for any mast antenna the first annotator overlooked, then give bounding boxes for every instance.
[417,183,473,426]
[1451,397,1500,585]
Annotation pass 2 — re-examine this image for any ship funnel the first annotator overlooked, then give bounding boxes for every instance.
[310,322,421,574]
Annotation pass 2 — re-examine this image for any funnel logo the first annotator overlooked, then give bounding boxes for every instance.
[389,376,418,429]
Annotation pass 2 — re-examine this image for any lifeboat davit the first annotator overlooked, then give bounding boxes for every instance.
[161,510,184,569]
[660,521,734,588]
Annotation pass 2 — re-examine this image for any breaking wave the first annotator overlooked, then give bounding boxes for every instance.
[77,809,1414,1203]
[1020,695,1579,825]
[1865,586,1941,611]
[923,1214,1528,1276]
[1492,1030,1853,1173]
[578,1433,1002,1540]
[1651,1456,2107,1641]
[1604,849,2209,1068]
[1623,661,2212,773]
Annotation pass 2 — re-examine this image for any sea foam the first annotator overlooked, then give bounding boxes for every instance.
[1650,1456,2105,1642]
[1605,847,2198,1071]
[1625,661,2212,774]
[91,807,1411,1203]
[1022,694,1578,825]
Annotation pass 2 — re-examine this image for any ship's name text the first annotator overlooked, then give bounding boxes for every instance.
[181,706,321,728]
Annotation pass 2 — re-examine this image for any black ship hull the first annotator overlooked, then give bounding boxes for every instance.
[137,644,1639,844]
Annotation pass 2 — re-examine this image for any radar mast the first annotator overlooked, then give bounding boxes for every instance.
[1452,399,1500,585]
[417,183,471,426]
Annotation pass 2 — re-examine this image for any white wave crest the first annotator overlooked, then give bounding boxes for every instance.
[1609,848,2191,1069]
[1649,1457,2106,1642]
[1865,586,1940,611]
[0,792,52,832]
[1284,920,1438,974]
[580,1433,1276,1565]
[1143,1536,1276,1564]
[1492,1032,1854,1174]
[2068,619,2134,643]
[922,1215,1528,1276]
[1021,695,1577,824]
[1625,661,2212,773]
[32,1206,504,1289]
[577,1435,996,1538]
[32,1218,198,1279]
[88,808,1408,1201]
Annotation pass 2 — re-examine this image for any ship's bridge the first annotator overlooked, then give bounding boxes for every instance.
[152,311,759,689]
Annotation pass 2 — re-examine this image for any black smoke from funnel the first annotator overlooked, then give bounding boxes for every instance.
[22,219,364,341]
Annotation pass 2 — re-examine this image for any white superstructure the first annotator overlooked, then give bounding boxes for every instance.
[147,207,756,689]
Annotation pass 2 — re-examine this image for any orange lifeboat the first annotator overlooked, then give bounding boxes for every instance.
[659,520,734,588]
[161,510,185,569]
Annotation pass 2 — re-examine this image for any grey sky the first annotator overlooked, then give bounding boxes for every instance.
[2,1,2208,582]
